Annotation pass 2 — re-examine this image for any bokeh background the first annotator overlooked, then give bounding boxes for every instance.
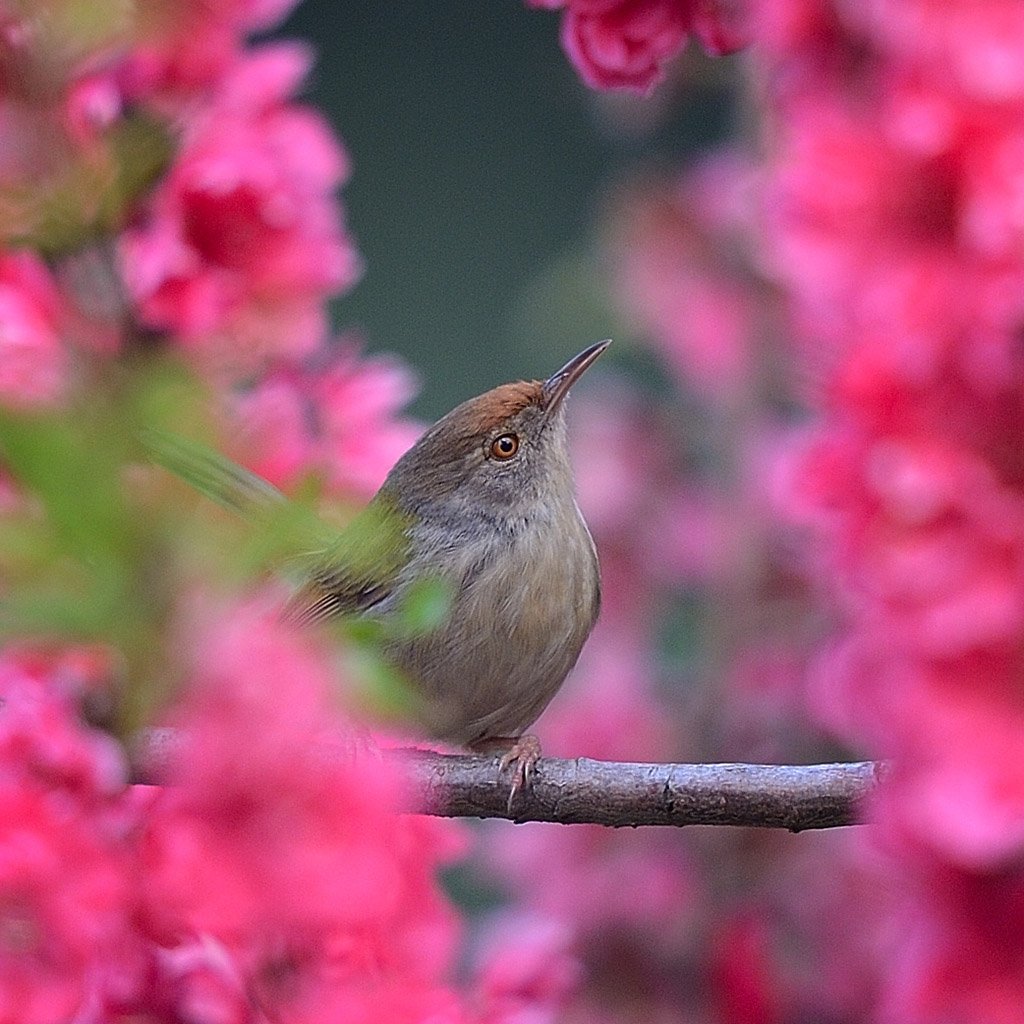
[275,1,739,417]
[7,2,1022,1019]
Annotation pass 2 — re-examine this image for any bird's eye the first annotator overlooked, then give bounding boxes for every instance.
[489,433,520,460]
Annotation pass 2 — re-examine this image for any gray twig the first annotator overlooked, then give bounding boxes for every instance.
[389,749,880,830]
[134,730,878,830]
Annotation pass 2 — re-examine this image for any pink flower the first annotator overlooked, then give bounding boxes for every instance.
[471,913,582,1024]
[708,914,783,1024]
[561,0,691,94]
[0,779,141,1024]
[878,852,1024,1024]
[121,0,303,102]
[533,0,751,94]
[140,596,466,1020]
[0,252,66,407]
[762,97,962,348]
[811,639,1024,868]
[760,46,1024,369]
[757,0,1024,1015]
[863,0,1024,102]
[152,937,250,1024]
[62,71,123,145]
[0,650,142,1021]
[886,688,1024,867]
[0,648,127,802]
[784,405,1024,867]
[120,44,361,376]
[233,339,421,500]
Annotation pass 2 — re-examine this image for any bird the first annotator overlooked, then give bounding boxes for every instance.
[149,340,608,800]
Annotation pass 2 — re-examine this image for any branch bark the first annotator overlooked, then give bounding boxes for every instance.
[389,750,880,830]
[135,730,879,830]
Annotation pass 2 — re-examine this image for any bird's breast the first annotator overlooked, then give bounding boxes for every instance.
[384,502,600,745]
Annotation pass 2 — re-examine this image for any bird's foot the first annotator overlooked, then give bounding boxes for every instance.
[471,734,542,814]
[499,734,542,812]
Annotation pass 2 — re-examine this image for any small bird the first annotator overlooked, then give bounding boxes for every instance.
[152,341,608,797]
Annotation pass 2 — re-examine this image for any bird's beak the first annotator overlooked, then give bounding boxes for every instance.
[542,339,611,415]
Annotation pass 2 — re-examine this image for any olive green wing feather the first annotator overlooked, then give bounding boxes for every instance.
[287,491,412,622]
[141,430,288,519]
[143,430,411,620]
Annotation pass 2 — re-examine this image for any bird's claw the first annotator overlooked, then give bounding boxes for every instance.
[498,734,542,814]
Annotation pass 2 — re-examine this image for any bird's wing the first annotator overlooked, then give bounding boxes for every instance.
[288,493,412,623]
[143,429,339,566]
[144,430,412,623]
[141,429,287,517]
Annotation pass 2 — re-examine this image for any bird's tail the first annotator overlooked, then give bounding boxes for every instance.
[141,428,337,562]
[141,429,286,518]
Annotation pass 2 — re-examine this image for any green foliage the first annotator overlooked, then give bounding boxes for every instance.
[0,356,441,734]
[0,364,239,722]
[0,362,208,724]
[1,407,139,636]
[393,576,451,636]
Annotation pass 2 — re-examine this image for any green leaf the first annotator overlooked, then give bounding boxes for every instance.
[389,575,452,637]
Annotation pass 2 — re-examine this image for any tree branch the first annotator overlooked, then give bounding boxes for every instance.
[135,731,879,830]
[388,750,880,830]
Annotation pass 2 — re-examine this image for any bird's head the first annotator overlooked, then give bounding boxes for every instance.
[383,341,610,527]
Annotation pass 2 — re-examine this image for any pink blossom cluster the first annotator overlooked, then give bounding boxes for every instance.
[0,0,424,505]
[0,0,387,427]
[232,338,422,499]
[143,600,466,1023]
[0,648,136,1023]
[528,0,751,94]
[755,0,1024,1017]
[0,3,474,1021]
[0,251,67,407]
[0,608,467,1023]
[120,43,362,376]
[551,0,1024,1014]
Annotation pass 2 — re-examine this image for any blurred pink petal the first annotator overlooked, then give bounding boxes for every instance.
[877,852,1024,1024]
[0,651,143,1021]
[142,596,466,1019]
[562,0,690,94]
[233,339,421,499]
[0,252,66,407]
[120,46,361,376]
[757,3,1024,1015]
[472,913,582,1024]
[122,0,303,100]
[709,914,783,1024]
[693,0,752,54]
[535,0,752,94]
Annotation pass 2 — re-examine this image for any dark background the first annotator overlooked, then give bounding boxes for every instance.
[275,1,737,419]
